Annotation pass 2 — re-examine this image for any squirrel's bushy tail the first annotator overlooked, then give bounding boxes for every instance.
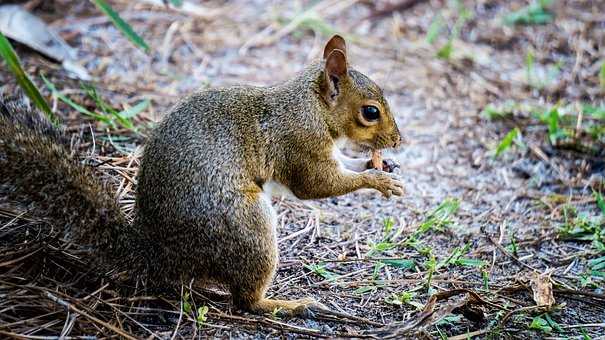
[0,98,127,255]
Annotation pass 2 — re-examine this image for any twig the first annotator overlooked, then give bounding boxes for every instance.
[46,292,137,340]
[488,237,538,272]
[170,285,185,340]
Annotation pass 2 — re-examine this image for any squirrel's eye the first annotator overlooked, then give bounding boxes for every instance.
[361,105,380,121]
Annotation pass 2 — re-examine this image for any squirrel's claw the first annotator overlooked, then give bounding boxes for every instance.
[364,169,405,198]
[292,298,329,318]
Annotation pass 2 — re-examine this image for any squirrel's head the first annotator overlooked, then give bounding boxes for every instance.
[319,35,402,151]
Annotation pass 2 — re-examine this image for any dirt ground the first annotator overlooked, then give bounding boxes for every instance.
[1,0,604,338]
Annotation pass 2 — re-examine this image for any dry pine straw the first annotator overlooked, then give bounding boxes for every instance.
[1,0,605,338]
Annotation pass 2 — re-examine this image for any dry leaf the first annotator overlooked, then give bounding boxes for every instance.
[529,271,555,309]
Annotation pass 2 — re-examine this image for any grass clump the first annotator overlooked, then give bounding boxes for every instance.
[42,75,148,131]
[426,0,473,60]
[484,101,605,158]
[417,198,460,233]
[367,217,405,257]
[503,0,554,26]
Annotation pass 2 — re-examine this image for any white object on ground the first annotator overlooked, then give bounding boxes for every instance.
[0,4,91,80]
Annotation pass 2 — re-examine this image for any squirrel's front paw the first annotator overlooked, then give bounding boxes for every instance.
[364,169,404,198]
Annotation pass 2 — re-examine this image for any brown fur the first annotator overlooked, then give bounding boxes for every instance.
[0,36,403,316]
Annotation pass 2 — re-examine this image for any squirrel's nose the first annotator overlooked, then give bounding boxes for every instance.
[393,131,404,148]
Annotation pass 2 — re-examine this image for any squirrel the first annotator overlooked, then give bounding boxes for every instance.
[0,35,404,317]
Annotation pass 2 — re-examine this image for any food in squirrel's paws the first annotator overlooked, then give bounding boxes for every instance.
[371,150,383,171]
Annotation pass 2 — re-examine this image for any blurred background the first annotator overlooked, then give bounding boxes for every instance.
[0,0,604,338]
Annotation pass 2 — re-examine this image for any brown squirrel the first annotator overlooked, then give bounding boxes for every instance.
[0,35,403,317]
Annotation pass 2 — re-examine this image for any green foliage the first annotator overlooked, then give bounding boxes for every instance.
[367,217,405,257]
[381,259,415,269]
[0,32,55,123]
[355,285,381,295]
[182,292,192,314]
[385,291,424,309]
[271,307,283,319]
[426,14,444,44]
[525,49,562,89]
[91,0,150,52]
[506,232,518,256]
[403,236,432,256]
[426,0,473,60]
[304,263,337,281]
[529,313,562,334]
[481,101,516,120]
[436,314,463,326]
[437,243,486,269]
[589,256,605,278]
[599,61,605,90]
[169,0,183,6]
[485,101,604,157]
[538,106,568,145]
[595,191,605,216]
[494,127,522,157]
[196,306,208,327]
[436,42,453,60]
[424,253,437,292]
[418,198,460,234]
[526,49,535,85]
[558,204,604,253]
[296,16,337,38]
[383,217,395,234]
[42,75,147,130]
[279,3,338,39]
[503,0,554,26]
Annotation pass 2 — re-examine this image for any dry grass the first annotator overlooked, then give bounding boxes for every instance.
[1,0,604,338]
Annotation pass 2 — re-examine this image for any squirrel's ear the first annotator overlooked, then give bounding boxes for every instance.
[323,34,347,59]
[322,49,347,105]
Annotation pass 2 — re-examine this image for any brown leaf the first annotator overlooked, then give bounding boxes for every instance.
[529,271,555,309]
[367,289,488,338]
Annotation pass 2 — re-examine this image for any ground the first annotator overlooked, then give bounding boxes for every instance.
[1,0,604,339]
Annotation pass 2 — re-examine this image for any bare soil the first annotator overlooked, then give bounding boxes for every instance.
[1,0,604,338]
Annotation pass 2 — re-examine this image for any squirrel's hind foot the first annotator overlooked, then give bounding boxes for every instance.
[250,297,328,318]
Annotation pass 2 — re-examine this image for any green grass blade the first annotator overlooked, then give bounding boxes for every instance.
[426,14,444,44]
[0,32,56,123]
[495,127,520,157]
[119,99,149,119]
[599,60,605,90]
[594,191,605,216]
[91,0,150,53]
[381,259,415,269]
[41,75,110,123]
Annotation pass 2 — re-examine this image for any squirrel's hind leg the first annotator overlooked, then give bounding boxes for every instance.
[226,193,326,317]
